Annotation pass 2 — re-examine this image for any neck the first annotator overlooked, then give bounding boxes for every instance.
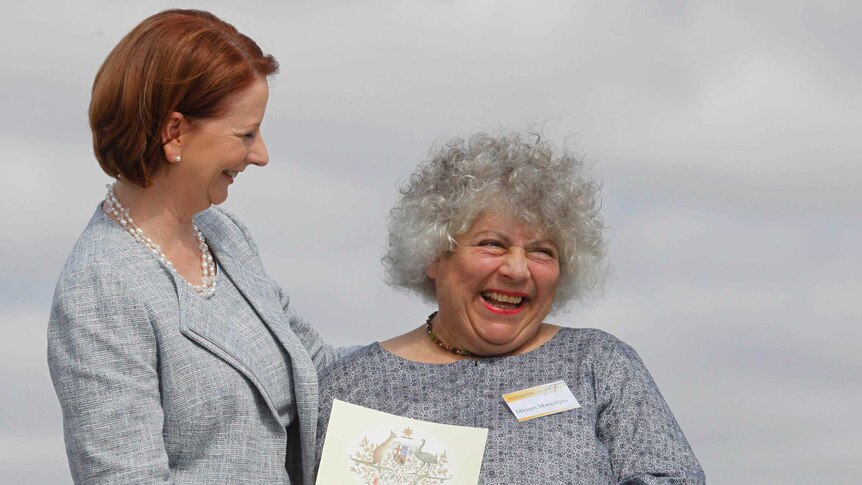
[427,311,556,359]
[104,181,217,298]
[425,311,481,358]
[380,313,559,364]
[112,179,199,249]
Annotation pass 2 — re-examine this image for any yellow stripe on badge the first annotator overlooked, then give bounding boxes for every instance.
[502,380,581,422]
[503,381,566,402]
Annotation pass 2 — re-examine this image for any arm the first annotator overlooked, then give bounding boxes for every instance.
[281,293,340,373]
[314,369,338,475]
[47,264,172,484]
[286,307,363,370]
[214,207,349,373]
[592,333,705,484]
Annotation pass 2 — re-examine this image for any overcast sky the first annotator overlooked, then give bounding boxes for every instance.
[2,1,860,483]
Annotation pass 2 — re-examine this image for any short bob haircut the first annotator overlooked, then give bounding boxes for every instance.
[383,132,606,308]
[90,9,279,187]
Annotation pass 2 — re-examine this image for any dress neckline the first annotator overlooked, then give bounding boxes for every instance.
[373,326,569,367]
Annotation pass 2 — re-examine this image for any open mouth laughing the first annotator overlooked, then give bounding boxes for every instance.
[481,291,528,314]
[223,169,239,183]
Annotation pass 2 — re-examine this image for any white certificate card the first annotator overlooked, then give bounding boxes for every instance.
[316,399,489,485]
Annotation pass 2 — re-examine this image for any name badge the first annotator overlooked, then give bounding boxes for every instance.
[502,380,580,422]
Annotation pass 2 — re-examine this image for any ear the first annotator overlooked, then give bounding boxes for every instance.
[426,259,439,280]
[161,112,187,144]
[161,112,187,163]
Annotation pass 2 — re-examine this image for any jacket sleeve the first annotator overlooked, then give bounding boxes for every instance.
[47,263,172,484]
[592,333,705,485]
[281,291,340,374]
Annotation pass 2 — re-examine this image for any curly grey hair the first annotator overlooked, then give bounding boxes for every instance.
[383,132,606,307]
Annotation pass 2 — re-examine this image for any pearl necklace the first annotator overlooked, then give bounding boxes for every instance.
[104,183,217,298]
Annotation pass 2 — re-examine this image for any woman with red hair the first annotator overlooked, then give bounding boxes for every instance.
[48,10,337,484]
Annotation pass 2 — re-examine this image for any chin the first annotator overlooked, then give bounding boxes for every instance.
[208,191,229,206]
[477,325,523,346]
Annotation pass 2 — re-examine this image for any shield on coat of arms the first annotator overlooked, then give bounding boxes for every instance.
[348,428,452,484]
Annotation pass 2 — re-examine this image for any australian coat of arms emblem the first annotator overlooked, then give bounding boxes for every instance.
[349,427,453,484]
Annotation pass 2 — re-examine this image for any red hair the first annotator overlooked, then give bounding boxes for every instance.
[89,9,279,187]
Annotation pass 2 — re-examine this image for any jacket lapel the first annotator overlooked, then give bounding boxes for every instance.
[188,214,321,483]
[213,247,321,480]
[176,277,293,425]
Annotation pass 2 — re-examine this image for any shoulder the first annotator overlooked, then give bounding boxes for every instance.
[49,211,164,353]
[320,344,388,387]
[195,205,251,236]
[548,327,648,384]
[194,206,258,247]
[554,328,657,396]
[552,326,636,358]
[195,206,265,263]
[51,207,177,324]
[56,208,142,287]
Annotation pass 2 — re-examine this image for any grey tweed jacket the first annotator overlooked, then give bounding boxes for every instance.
[48,205,338,484]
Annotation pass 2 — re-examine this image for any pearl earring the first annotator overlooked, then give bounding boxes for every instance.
[175,155,182,162]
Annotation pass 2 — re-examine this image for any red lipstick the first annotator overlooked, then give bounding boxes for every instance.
[480,289,528,315]
[481,298,524,315]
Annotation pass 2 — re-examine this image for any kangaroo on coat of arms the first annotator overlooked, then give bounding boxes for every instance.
[349,427,452,484]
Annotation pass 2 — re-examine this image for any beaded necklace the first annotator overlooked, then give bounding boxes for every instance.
[424,311,478,357]
[104,182,217,298]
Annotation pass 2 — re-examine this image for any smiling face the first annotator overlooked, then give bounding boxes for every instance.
[426,211,561,356]
[166,76,270,211]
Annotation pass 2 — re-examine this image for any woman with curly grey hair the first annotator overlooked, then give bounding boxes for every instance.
[316,132,704,483]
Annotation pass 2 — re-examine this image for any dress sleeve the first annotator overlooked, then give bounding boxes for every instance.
[592,333,705,484]
[47,264,173,484]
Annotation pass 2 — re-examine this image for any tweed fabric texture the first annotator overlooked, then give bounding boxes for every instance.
[316,328,704,484]
[202,266,296,423]
[48,205,338,485]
